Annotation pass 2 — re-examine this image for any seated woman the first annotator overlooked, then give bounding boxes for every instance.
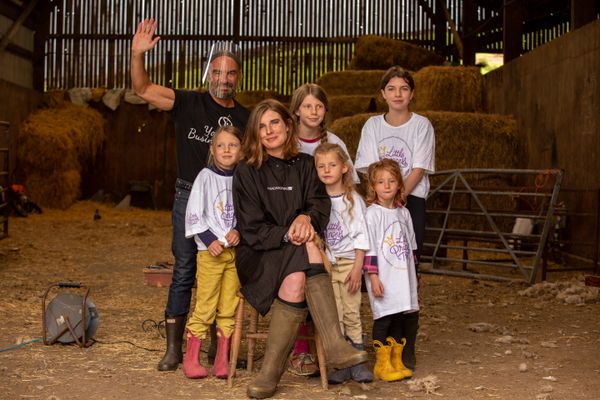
[233,99,368,399]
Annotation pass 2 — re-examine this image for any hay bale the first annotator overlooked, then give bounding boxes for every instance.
[349,36,444,71]
[235,90,288,109]
[42,91,68,108]
[328,95,386,121]
[91,87,106,102]
[18,104,105,172]
[25,169,81,209]
[317,70,387,96]
[328,113,376,161]
[424,111,521,170]
[17,103,105,208]
[412,66,483,112]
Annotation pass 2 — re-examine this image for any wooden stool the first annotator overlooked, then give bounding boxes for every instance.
[227,294,328,389]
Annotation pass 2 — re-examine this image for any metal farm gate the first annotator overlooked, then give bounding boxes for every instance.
[422,169,564,283]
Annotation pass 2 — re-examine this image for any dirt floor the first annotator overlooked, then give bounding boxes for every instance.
[1,201,599,400]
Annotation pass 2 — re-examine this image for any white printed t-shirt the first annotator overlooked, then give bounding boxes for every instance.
[185,167,236,251]
[355,113,435,198]
[364,204,419,320]
[323,192,370,262]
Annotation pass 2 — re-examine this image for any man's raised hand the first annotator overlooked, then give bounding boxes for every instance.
[132,18,161,55]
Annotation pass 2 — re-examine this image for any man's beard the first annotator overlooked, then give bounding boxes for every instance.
[209,82,237,100]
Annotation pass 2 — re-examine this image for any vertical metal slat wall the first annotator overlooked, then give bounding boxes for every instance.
[44,0,572,95]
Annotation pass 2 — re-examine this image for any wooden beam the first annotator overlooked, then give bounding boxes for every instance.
[4,42,33,60]
[0,0,37,30]
[0,0,40,57]
[571,0,599,29]
[503,0,523,63]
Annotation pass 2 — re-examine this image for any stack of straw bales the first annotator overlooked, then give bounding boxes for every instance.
[329,111,521,171]
[327,95,386,121]
[236,90,288,109]
[349,35,444,71]
[18,104,105,209]
[412,66,483,112]
[317,70,386,96]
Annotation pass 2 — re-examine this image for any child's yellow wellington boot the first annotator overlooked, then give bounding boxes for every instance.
[386,337,413,378]
[373,340,405,382]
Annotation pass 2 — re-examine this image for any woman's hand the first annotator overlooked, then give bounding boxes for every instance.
[225,229,240,247]
[287,214,315,245]
[369,274,384,298]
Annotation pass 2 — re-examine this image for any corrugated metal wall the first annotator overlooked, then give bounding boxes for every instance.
[44,0,460,93]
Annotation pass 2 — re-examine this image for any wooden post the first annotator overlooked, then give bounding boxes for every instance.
[571,0,598,30]
[434,0,447,57]
[462,0,477,65]
[233,0,241,44]
[503,0,523,63]
[165,50,173,88]
[178,43,186,89]
[107,40,115,88]
[33,1,51,91]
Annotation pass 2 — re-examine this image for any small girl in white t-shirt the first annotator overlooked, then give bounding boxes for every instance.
[183,126,242,379]
[364,159,419,382]
[313,142,373,384]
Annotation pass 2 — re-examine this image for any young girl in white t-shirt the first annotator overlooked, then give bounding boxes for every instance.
[313,142,373,385]
[355,66,435,263]
[290,83,360,184]
[183,126,242,379]
[364,159,419,382]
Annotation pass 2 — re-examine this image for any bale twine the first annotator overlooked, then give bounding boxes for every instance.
[17,103,105,209]
[317,70,386,96]
[349,35,444,71]
[412,66,483,112]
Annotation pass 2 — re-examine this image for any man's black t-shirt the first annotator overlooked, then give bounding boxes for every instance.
[171,90,249,183]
